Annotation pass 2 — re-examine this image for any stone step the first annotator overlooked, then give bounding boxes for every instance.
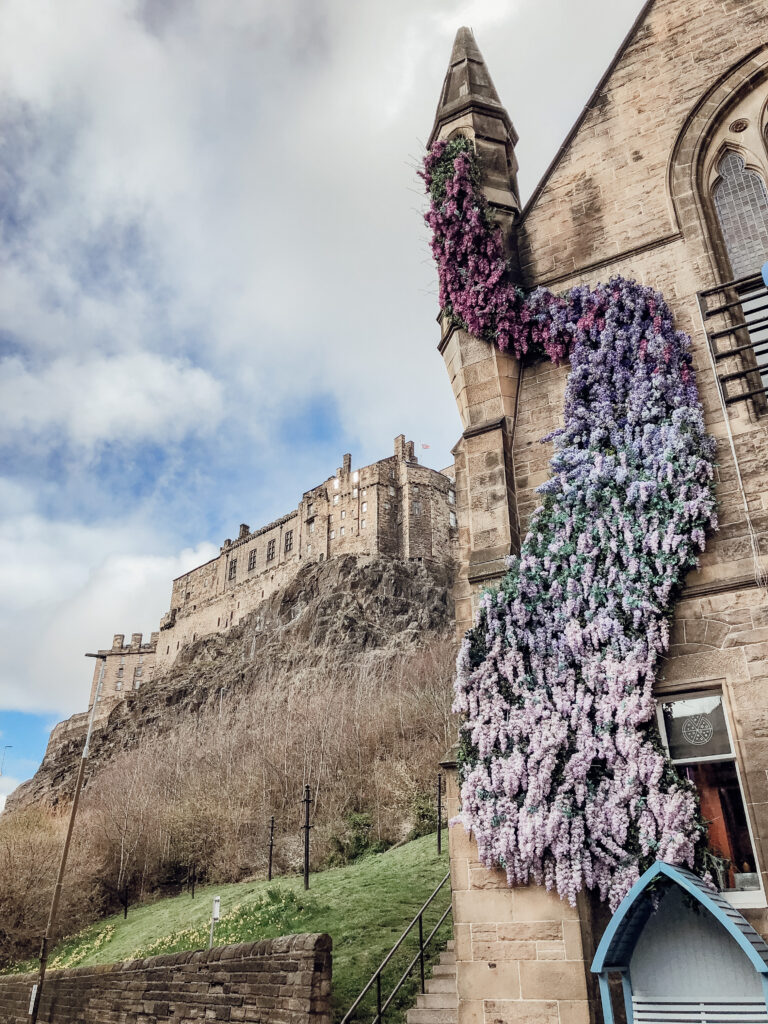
[445,940,454,951]
[416,991,459,1009]
[407,1010,458,1024]
[439,951,455,965]
[421,976,456,993]
[430,963,456,976]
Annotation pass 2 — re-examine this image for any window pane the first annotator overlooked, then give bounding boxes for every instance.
[679,760,759,891]
[661,694,731,760]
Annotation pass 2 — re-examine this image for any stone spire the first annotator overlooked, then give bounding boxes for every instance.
[429,27,521,244]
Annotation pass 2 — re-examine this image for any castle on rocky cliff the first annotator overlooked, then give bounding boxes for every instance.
[87,434,457,710]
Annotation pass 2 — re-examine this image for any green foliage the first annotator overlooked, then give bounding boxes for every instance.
[328,813,390,865]
[408,791,438,839]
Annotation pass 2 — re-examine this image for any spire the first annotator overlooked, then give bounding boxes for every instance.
[429,27,521,261]
[429,27,515,148]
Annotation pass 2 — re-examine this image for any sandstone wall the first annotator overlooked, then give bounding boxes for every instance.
[0,935,332,1024]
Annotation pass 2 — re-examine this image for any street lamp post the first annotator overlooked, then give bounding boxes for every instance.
[29,653,105,1024]
[0,745,11,777]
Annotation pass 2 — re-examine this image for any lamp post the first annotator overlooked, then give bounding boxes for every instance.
[0,745,11,777]
[29,653,105,1024]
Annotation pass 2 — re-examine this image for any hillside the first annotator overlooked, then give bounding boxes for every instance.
[4,835,452,1024]
[8,554,455,813]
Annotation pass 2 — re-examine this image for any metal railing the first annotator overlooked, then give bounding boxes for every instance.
[698,271,768,407]
[340,871,452,1024]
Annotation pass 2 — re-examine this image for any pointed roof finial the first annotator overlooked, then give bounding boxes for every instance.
[429,26,514,146]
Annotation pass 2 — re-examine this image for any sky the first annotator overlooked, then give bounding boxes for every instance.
[0,0,647,808]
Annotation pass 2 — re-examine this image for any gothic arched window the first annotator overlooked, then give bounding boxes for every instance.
[713,151,768,278]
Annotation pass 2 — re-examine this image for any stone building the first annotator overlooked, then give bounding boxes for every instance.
[430,5,768,1023]
[87,435,456,706]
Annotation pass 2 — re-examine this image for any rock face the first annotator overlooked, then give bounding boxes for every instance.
[6,555,455,813]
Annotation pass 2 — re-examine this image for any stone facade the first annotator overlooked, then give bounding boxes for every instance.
[430,4,768,1022]
[88,434,457,707]
[0,935,332,1024]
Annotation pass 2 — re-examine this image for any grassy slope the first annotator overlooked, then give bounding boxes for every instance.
[8,835,450,1023]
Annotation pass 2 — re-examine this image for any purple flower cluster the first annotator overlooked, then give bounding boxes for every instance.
[423,140,718,910]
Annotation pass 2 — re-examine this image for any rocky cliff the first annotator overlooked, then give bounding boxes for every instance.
[7,554,455,812]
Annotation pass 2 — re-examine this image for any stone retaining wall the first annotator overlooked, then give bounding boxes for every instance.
[0,933,331,1024]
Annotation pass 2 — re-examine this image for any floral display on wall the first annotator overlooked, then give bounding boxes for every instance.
[422,136,718,910]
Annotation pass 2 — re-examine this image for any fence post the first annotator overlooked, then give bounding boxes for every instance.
[268,815,275,881]
[437,772,443,855]
[376,972,382,1023]
[418,913,426,992]
[302,786,313,891]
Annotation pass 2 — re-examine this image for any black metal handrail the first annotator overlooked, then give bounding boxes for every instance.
[698,272,768,407]
[340,871,452,1024]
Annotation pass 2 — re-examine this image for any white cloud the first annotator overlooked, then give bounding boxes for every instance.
[0,352,223,447]
[0,777,22,813]
[0,500,217,714]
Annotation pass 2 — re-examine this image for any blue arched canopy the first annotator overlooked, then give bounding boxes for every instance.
[591,861,768,1023]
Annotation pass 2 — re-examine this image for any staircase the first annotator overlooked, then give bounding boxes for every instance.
[406,940,457,1024]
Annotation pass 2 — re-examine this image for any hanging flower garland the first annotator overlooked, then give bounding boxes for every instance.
[422,137,718,910]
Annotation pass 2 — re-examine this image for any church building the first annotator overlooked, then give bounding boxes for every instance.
[429,2,768,1021]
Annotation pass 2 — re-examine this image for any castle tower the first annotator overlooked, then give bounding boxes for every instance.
[432,27,524,633]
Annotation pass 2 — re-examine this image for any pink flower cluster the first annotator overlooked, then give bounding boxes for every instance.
[423,138,718,911]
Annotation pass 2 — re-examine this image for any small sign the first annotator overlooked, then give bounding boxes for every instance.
[28,984,38,1016]
[762,261,768,288]
[212,895,220,922]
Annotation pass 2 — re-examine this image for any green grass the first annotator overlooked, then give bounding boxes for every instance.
[6,834,451,1023]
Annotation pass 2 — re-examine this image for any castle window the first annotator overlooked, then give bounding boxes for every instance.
[284,530,293,553]
[307,502,314,515]
[362,488,367,496]
[330,530,336,539]
[309,522,315,534]
[362,501,367,513]
[713,151,768,278]
[166,645,170,655]
[341,509,346,519]
[228,558,237,580]
[333,478,339,490]
[449,491,455,505]
[389,485,395,496]
[361,519,366,529]
[116,679,122,691]
[658,692,761,901]
[385,502,391,511]
[353,487,358,498]
[333,494,339,505]
[389,467,395,479]
[248,549,258,571]
[267,539,276,561]
[353,471,359,483]
[340,526,345,536]
[307,543,312,554]
[450,511,457,528]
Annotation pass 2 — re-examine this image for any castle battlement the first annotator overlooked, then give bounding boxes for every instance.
[89,436,457,708]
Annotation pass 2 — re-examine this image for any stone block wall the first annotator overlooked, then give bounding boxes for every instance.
[445,765,595,1024]
[0,934,332,1024]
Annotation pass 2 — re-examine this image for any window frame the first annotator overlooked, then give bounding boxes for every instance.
[656,688,766,909]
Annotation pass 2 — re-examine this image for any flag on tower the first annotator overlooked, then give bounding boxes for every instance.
[421,442,431,449]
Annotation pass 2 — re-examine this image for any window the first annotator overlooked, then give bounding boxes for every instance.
[228,558,237,580]
[361,519,366,529]
[307,543,312,554]
[449,511,457,528]
[248,549,258,571]
[353,471,359,483]
[116,678,122,691]
[333,494,339,505]
[307,501,314,515]
[340,526,345,536]
[267,539,276,561]
[449,491,455,505]
[362,488,367,496]
[413,500,422,515]
[333,478,339,490]
[658,693,762,902]
[389,485,395,496]
[341,509,346,519]
[385,502,391,512]
[285,530,293,553]
[353,487,358,498]
[330,529,336,539]
[309,521,315,534]
[362,501,367,513]
[713,151,768,278]
[389,468,395,480]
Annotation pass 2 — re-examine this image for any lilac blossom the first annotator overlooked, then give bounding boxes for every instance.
[423,138,718,911]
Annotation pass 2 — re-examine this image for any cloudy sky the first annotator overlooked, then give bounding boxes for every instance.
[0,0,646,805]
